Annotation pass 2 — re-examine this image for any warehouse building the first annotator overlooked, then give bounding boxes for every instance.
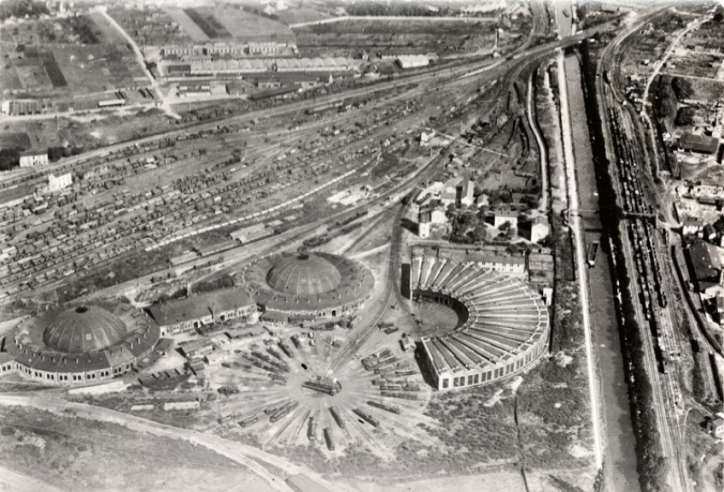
[1,302,161,386]
[242,252,374,322]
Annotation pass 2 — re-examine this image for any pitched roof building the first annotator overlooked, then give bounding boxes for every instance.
[678,133,720,154]
[146,288,256,335]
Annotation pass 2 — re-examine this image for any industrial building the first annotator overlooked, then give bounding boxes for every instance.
[147,288,257,335]
[1,302,161,386]
[162,57,360,77]
[410,246,548,390]
[242,252,374,323]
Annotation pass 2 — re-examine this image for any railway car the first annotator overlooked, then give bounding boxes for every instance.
[308,417,317,441]
[270,401,298,422]
[291,334,302,348]
[278,341,293,358]
[329,406,345,429]
[267,347,283,361]
[367,400,401,414]
[587,240,600,267]
[323,427,335,451]
[238,414,259,427]
[353,408,380,427]
[302,380,339,396]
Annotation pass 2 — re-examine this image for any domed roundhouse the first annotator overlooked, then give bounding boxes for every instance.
[242,252,375,323]
[2,302,160,386]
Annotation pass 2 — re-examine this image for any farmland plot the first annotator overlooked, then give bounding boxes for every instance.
[165,8,210,43]
[294,20,495,57]
[201,6,296,43]
[49,45,135,93]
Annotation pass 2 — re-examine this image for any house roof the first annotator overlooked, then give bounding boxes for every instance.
[689,239,722,282]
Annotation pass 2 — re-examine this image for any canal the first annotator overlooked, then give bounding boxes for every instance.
[564,53,641,492]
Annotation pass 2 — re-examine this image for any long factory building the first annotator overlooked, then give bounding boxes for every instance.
[411,247,550,391]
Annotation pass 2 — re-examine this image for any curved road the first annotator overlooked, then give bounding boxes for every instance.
[0,394,355,492]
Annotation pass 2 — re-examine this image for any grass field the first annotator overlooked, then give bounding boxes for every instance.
[50,45,133,93]
[166,8,210,43]
[183,8,232,39]
[0,17,146,96]
[276,7,331,26]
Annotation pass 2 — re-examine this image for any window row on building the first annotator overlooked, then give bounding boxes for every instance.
[435,339,546,391]
[2,360,133,385]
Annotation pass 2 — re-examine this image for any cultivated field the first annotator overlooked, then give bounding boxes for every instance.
[193,5,296,43]
[293,20,496,57]
[0,15,146,98]
[108,7,195,46]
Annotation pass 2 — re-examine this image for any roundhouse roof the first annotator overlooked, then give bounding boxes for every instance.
[41,305,129,354]
[243,252,375,313]
[266,254,342,296]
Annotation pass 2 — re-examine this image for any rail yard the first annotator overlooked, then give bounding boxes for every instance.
[1,1,723,492]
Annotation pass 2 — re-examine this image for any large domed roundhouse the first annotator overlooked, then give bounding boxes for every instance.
[242,252,375,323]
[1,302,160,386]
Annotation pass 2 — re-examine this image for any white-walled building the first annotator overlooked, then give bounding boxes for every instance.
[46,173,72,193]
[494,207,518,229]
[19,150,48,168]
[457,180,475,207]
[530,216,550,243]
[418,210,431,238]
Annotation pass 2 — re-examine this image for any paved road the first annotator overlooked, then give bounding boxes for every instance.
[95,6,179,119]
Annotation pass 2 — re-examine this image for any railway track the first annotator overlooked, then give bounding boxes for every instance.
[597,12,695,490]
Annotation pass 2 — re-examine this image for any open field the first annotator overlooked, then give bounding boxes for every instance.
[0,17,147,98]
[276,8,332,26]
[0,405,274,492]
[193,6,295,43]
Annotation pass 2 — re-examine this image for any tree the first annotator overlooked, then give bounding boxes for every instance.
[671,77,694,100]
[675,107,695,126]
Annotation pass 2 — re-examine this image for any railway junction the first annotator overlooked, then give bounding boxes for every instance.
[3,2,722,492]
